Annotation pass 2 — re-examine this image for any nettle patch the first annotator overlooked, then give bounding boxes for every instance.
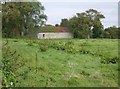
[49,41,76,53]
[36,40,91,54]
[27,39,118,65]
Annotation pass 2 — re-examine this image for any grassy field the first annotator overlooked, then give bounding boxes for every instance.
[2,38,119,87]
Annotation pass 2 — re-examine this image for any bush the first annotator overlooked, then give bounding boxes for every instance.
[26,40,34,46]
[80,42,88,46]
[49,41,65,50]
[50,41,76,53]
[38,40,48,52]
[64,41,75,53]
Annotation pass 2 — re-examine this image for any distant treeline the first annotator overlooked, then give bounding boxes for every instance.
[59,9,119,39]
[2,2,119,39]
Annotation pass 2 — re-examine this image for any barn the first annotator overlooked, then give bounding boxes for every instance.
[37,26,73,39]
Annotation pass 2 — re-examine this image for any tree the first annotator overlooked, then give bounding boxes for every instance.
[2,2,47,38]
[67,9,105,38]
[92,19,104,38]
[69,15,91,38]
[60,18,69,27]
[103,26,118,39]
[55,24,59,27]
[86,9,105,38]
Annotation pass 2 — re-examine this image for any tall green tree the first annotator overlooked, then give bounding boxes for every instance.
[69,14,91,38]
[60,18,69,27]
[63,9,105,38]
[2,2,47,38]
[86,9,105,38]
[103,26,118,39]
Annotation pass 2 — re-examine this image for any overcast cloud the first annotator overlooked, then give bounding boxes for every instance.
[40,1,119,28]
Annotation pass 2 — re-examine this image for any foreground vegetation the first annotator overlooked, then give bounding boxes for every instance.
[2,38,118,87]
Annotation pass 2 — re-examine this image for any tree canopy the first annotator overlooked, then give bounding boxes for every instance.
[60,18,69,27]
[2,2,47,38]
[103,26,118,39]
[60,9,105,38]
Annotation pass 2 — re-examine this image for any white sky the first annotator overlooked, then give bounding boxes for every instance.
[39,0,119,28]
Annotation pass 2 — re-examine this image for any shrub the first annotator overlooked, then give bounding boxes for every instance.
[25,37,38,46]
[26,40,34,46]
[80,41,88,46]
[49,41,76,53]
[64,42,75,53]
[49,41,65,50]
[38,40,48,52]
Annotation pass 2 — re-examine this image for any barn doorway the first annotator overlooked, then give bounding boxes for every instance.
[43,34,45,38]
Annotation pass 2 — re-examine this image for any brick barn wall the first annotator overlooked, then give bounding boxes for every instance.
[37,32,73,39]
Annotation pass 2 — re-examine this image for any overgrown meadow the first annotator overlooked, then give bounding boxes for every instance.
[2,38,119,87]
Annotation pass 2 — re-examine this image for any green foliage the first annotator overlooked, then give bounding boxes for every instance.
[25,37,37,46]
[60,9,105,38]
[2,2,47,38]
[49,41,76,53]
[60,18,69,27]
[2,38,118,87]
[2,40,27,87]
[26,40,34,46]
[49,40,91,54]
[64,41,75,53]
[38,40,48,52]
[103,26,118,39]
[101,56,119,64]
[92,19,103,38]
